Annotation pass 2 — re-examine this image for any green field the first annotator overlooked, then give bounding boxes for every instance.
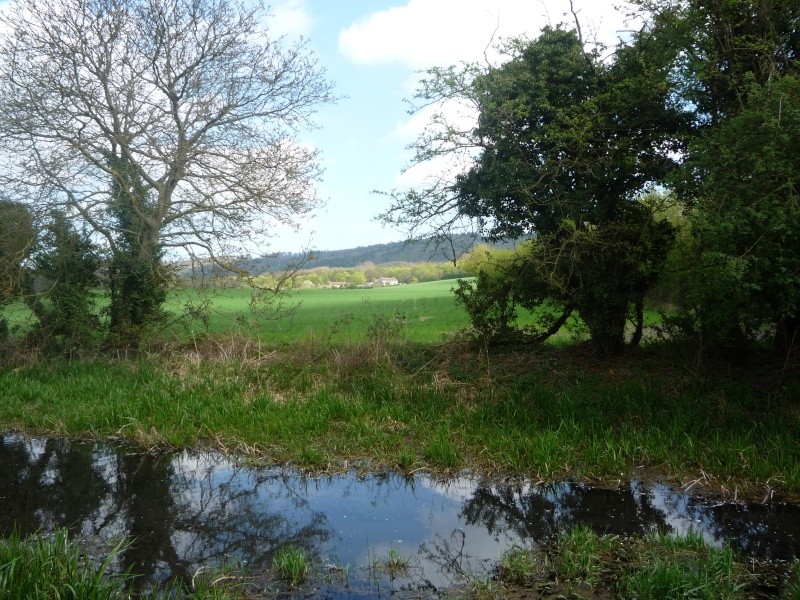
[2,277,796,500]
[168,278,614,345]
[170,279,473,344]
[3,279,472,344]
[6,278,656,346]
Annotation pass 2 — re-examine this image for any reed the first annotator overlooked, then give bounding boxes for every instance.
[0,530,127,599]
[272,546,309,586]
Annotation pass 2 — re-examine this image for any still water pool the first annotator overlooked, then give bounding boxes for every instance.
[1,433,798,597]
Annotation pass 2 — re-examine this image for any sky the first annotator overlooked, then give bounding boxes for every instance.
[262,0,639,254]
[0,0,637,256]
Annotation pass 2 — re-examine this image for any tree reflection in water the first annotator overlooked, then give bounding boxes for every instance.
[1,434,799,595]
[0,435,111,538]
[457,478,800,560]
[460,479,668,541]
[0,436,332,589]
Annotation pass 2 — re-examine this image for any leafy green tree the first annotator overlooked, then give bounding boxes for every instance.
[106,154,168,345]
[638,0,800,353]
[636,0,798,128]
[441,262,462,279]
[360,262,380,282]
[686,75,800,352]
[384,27,684,353]
[459,244,517,278]
[27,212,102,352]
[345,270,367,287]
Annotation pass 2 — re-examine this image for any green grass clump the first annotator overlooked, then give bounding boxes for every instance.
[0,530,127,599]
[272,546,309,586]
[139,567,245,600]
[464,577,504,600]
[556,525,618,585]
[784,560,800,600]
[422,428,462,470]
[370,547,410,577]
[497,546,537,585]
[0,530,246,599]
[452,530,800,599]
[621,532,745,599]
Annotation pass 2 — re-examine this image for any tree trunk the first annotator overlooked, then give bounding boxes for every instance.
[774,314,800,355]
[580,302,628,356]
[533,305,574,343]
[630,298,644,348]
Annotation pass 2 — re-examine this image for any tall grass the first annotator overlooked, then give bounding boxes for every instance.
[556,525,618,585]
[368,548,411,577]
[784,560,800,600]
[486,529,787,599]
[0,530,127,599]
[497,546,538,585]
[622,532,745,599]
[272,547,309,586]
[0,530,252,599]
[0,338,798,493]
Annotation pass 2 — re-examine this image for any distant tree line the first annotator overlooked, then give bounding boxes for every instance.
[202,261,467,290]
[191,233,512,276]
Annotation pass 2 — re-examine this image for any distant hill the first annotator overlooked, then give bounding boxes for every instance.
[240,234,514,274]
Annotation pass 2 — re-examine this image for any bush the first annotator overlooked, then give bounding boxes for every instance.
[27,212,102,354]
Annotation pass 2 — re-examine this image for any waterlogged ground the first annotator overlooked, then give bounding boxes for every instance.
[2,433,799,598]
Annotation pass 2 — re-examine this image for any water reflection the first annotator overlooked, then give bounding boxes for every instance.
[460,479,668,540]
[1,434,798,596]
[0,436,111,538]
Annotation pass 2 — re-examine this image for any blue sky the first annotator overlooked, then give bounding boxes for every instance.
[0,0,636,256]
[263,0,634,253]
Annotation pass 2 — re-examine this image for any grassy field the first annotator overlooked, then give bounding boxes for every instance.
[5,278,652,345]
[0,278,797,498]
[4,279,475,344]
[167,278,601,345]
[168,279,475,344]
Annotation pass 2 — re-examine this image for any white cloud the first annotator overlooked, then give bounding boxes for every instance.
[338,0,635,70]
[386,97,477,145]
[269,0,313,39]
[357,1,641,193]
[395,153,460,189]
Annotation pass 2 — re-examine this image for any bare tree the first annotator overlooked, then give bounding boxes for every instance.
[0,200,36,336]
[0,0,335,339]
